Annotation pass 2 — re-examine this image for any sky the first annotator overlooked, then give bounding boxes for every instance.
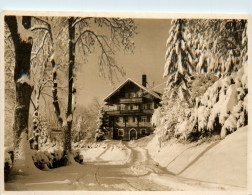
[76,18,172,106]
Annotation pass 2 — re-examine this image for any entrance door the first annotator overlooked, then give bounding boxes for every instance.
[130,129,137,140]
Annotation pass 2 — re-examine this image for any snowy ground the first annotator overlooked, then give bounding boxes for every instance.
[78,140,131,165]
[4,128,248,192]
[147,126,248,189]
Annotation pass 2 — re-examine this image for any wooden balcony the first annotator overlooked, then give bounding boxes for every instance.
[119,97,143,104]
[105,109,154,115]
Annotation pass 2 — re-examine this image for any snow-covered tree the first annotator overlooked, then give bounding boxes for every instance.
[4,16,38,175]
[193,19,247,74]
[154,18,248,142]
[95,108,106,141]
[49,17,136,163]
[157,19,195,140]
[164,19,195,84]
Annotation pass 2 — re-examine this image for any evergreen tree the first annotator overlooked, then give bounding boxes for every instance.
[164,19,195,85]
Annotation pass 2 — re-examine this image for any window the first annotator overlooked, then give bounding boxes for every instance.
[130,105,133,110]
[125,93,129,98]
[142,104,147,110]
[140,129,146,135]
[141,116,147,122]
[147,104,151,109]
[133,105,139,110]
[121,104,126,110]
[132,116,135,123]
[118,129,124,136]
[147,116,151,122]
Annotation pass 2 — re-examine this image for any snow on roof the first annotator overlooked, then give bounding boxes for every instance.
[104,78,162,102]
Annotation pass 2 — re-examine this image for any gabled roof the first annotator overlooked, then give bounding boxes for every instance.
[104,78,162,102]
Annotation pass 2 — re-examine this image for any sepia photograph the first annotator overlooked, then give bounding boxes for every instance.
[2,11,250,193]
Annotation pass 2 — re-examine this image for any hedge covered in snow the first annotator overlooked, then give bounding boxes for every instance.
[32,148,83,169]
[4,147,84,179]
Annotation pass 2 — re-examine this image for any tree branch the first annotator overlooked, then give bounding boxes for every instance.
[72,17,92,27]
[33,16,51,27]
[30,26,50,32]
[74,29,114,54]
[31,31,49,61]
[30,98,36,109]
[41,92,54,98]
[32,16,53,42]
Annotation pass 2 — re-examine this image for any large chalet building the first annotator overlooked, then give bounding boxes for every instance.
[103,75,162,141]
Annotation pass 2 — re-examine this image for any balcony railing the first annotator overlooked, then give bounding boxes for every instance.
[119,97,143,104]
[105,109,154,115]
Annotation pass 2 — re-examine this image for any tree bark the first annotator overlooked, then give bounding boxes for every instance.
[51,59,63,126]
[5,16,33,152]
[64,17,75,153]
[5,16,37,176]
[32,92,41,150]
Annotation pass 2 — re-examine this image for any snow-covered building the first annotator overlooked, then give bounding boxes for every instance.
[103,75,162,141]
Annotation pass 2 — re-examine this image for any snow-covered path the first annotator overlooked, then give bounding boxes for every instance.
[5,145,171,191]
[5,135,247,191]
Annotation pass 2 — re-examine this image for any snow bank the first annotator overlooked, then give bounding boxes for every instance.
[180,126,248,188]
[147,135,215,173]
[147,173,244,191]
[147,126,248,188]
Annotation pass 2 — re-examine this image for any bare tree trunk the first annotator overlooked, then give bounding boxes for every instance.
[50,18,75,163]
[64,17,75,154]
[5,16,33,149]
[32,92,41,150]
[5,16,36,174]
[14,82,33,148]
[51,59,63,126]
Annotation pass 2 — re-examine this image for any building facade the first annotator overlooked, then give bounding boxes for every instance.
[103,75,161,141]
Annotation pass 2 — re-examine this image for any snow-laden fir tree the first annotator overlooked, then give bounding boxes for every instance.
[95,108,105,141]
[194,19,247,74]
[155,19,195,140]
[154,18,248,142]
[164,19,195,84]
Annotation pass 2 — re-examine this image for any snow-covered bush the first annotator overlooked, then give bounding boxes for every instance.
[32,148,83,169]
[154,72,218,141]
[154,63,247,142]
[180,63,248,140]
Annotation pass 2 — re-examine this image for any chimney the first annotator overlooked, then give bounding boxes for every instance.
[142,74,147,87]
